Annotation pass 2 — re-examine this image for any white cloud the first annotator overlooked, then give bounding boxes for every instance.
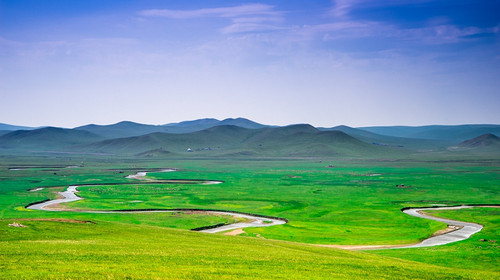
[80,37,140,46]
[330,0,436,19]
[399,24,498,44]
[301,21,383,38]
[139,3,285,34]
[295,19,498,46]
[0,36,24,46]
[220,23,285,34]
[330,0,361,18]
[232,16,282,24]
[139,4,279,19]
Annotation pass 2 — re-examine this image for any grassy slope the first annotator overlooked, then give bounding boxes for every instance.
[0,219,497,280]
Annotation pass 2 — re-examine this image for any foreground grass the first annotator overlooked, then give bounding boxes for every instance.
[1,219,497,280]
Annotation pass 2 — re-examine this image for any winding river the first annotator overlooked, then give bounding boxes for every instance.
[398,206,485,249]
[26,169,493,248]
[26,170,286,233]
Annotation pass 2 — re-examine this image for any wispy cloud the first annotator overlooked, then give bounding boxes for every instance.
[306,1,500,46]
[139,4,279,19]
[405,25,495,44]
[301,21,381,38]
[300,20,498,46]
[221,23,285,34]
[139,4,285,34]
[0,36,24,46]
[330,0,435,19]
[330,0,361,18]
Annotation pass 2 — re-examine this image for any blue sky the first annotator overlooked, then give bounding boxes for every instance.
[1,0,499,127]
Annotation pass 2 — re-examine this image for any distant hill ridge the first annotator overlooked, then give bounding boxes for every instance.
[81,124,380,157]
[359,124,500,142]
[0,127,103,150]
[73,118,268,138]
[75,121,170,139]
[1,119,499,156]
[0,123,39,131]
[2,119,498,141]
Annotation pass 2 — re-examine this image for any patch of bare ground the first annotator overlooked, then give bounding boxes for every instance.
[224,228,245,236]
[43,203,70,211]
[431,225,462,237]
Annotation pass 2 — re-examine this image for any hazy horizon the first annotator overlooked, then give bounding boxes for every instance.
[1,117,499,130]
[1,1,499,128]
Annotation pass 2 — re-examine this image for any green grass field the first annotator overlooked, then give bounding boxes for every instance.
[71,159,499,245]
[1,219,497,280]
[0,155,498,279]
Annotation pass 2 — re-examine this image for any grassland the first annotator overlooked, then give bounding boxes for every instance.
[71,159,499,245]
[0,155,498,279]
[3,218,498,280]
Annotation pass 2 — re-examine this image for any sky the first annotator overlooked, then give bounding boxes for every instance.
[1,0,499,128]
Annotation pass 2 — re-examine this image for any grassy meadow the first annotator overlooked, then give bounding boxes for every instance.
[2,218,496,280]
[0,154,498,278]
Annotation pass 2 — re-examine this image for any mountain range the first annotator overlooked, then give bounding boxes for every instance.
[0,118,498,157]
[73,118,267,138]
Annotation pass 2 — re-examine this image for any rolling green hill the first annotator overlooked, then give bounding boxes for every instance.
[241,124,384,157]
[2,120,499,157]
[75,118,269,138]
[447,133,500,156]
[457,133,500,148]
[75,121,171,139]
[81,124,392,157]
[82,125,253,155]
[0,127,103,151]
[162,117,269,133]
